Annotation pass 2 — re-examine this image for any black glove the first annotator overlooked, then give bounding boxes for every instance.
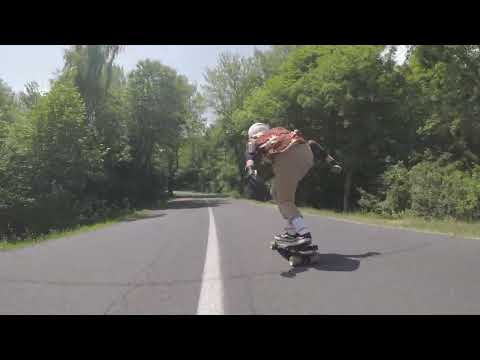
[326,155,342,174]
[245,165,255,177]
[331,164,342,174]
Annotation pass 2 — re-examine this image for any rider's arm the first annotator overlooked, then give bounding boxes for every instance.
[308,140,328,161]
[308,140,342,173]
[245,140,258,167]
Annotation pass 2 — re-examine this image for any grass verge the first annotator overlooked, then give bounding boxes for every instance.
[0,209,149,251]
[244,199,480,240]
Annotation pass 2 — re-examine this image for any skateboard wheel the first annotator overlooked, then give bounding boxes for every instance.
[289,255,303,267]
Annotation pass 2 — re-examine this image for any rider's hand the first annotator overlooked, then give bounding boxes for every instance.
[245,160,255,176]
[245,160,254,172]
[331,165,342,174]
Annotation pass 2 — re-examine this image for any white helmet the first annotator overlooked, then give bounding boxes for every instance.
[248,122,270,138]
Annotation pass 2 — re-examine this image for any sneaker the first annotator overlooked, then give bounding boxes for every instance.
[276,232,312,247]
[294,232,312,246]
[274,232,296,241]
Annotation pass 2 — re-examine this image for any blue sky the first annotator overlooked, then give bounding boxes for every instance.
[0,45,271,93]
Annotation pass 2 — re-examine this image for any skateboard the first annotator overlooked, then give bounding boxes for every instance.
[270,239,319,267]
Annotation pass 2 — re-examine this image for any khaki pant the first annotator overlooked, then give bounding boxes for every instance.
[271,143,314,221]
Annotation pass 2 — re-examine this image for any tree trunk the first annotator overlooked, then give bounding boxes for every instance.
[343,169,353,212]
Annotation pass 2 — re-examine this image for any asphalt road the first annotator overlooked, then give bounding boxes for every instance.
[1,191,479,314]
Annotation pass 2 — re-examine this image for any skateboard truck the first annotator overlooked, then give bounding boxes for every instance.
[270,240,319,267]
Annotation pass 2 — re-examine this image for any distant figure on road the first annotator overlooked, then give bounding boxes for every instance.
[245,122,342,247]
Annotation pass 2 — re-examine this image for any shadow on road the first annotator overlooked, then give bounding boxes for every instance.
[280,251,381,278]
[165,198,229,210]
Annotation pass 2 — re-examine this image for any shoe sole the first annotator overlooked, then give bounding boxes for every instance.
[275,239,312,248]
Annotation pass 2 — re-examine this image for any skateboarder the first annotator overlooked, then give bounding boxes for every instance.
[245,122,341,247]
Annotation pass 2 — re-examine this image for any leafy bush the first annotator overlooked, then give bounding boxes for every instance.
[409,160,480,220]
[358,158,480,220]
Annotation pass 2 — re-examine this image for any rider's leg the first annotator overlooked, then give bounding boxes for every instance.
[272,143,314,244]
[271,176,296,240]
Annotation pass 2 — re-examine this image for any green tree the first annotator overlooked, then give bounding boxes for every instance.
[203,52,266,192]
[253,45,304,81]
[30,76,104,197]
[0,79,18,141]
[63,45,125,124]
[405,45,480,166]
[127,59,199,202]
[19,81,42,110]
